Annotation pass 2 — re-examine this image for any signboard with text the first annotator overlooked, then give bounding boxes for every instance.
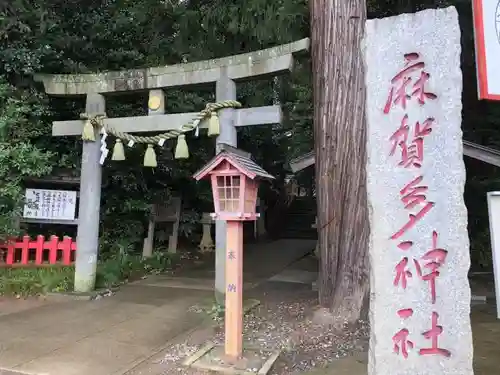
[23,189,77,221]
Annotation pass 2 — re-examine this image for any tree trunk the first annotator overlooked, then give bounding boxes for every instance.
[310,0,370,324]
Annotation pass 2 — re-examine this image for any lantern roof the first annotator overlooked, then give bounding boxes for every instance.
[193,144,275,181]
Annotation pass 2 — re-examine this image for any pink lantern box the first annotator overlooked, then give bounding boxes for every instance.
[193,144,274,221]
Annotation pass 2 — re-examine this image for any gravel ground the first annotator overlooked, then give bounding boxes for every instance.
[151,282,369,375]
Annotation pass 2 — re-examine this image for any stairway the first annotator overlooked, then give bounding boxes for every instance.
[280,197,317,239]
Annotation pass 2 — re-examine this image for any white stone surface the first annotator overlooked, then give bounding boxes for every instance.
[364,7,473,375]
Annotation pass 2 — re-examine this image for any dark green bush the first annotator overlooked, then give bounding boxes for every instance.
[95,251,175,289]
[0,251,175,296]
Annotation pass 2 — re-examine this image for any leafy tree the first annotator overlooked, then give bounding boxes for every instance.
[0,0,313,251]
[0,80,53,240]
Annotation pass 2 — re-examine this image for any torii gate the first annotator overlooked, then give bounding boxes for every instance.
[35,38,310,294]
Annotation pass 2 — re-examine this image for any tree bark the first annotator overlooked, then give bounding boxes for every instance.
[310,0,370,324]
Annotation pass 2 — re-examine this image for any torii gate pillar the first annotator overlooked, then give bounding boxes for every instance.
[214,71,237,303]
[75,93,104,292]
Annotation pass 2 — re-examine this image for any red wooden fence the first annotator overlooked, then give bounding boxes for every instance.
[0,235,76,267]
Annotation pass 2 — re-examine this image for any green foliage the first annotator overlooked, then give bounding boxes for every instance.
[0,266,73,296]
[189,299,225,321]
[0,80,53,240]
[143,251,177,271]
[96,234,176,287]
[96,251,174,289]
[207,301,225,321]
[0,250,174,296]
[179,210,202,239]
[0,0,315,251]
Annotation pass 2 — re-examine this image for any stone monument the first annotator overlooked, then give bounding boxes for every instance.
[364,7,473,375]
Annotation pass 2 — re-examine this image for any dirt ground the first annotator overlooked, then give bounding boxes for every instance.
[127,281,368,375]
[125,271,500,375]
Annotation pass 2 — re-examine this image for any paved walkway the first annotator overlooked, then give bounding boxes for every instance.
[0,239,316,375]
[0,285,210,375]
[137,239,316,290]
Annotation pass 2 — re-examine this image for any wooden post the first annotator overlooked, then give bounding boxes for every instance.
[74,93,104,292]
[215,70,237,305]
[224,220,243,360]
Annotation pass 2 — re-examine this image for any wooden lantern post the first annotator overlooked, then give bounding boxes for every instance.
[193,145,274,360]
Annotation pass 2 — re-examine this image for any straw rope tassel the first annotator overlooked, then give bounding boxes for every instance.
[95,100,241,163]
[144,144,157,167]
[82,119,95,141]
[112,139,125,161]
[80,112,108,142]
[207,111,220,136]
[175,135,189,159]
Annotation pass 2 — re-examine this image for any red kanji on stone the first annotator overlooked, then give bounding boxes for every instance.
[419,312,451,357]
[393,309,414,358]
[394,257,413,289]
[389,115,435,168]
[414,231,448,304]
[393,328,414,358]
[397,308,414,319]
[383,53,437,114]
[391,176,435,240]
[389,114,410,157]
[398,241,413,251]
[412,71,438,106]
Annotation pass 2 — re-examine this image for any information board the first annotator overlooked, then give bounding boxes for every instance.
[23,189,77,221]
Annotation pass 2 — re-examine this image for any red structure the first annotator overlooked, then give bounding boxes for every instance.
[194,144,274,360]
[194,145,274,222]
[0,235,76,267]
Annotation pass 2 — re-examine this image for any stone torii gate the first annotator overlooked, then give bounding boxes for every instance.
[35,38,310,295]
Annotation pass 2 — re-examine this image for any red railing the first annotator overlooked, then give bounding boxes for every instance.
[0,235,76,267]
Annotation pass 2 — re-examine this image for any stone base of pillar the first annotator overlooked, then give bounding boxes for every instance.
[313,242,320,258]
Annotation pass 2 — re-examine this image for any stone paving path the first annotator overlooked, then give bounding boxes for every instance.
[3,267,499,374]
[0,285,210,375]
[170,239,317,285]
[0,239,316,375]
